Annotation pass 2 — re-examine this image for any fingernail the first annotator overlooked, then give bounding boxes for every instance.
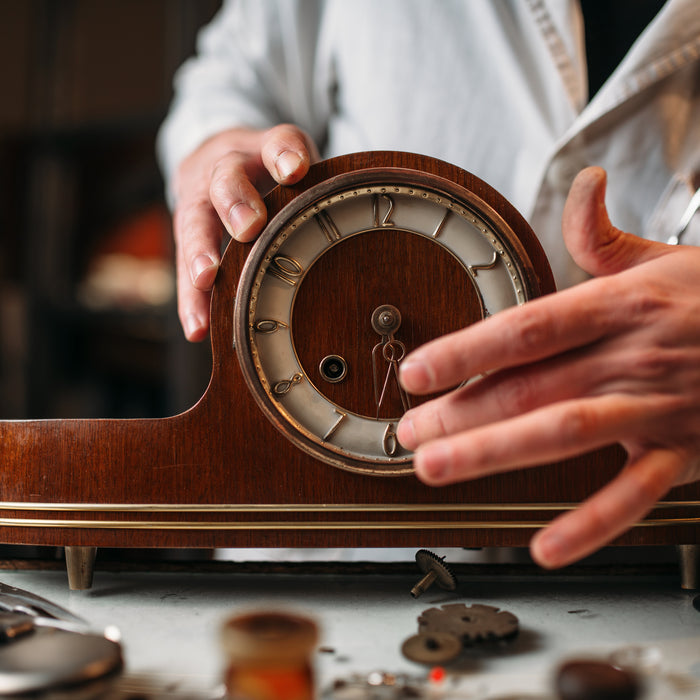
[184,313,203,339]
[190,254,219,289]
[397,415,416,450]
[229,202,260,241]
[532,530,567,569]
[414,444,450,483]
[276,150,302,180]
[400,358,433,393]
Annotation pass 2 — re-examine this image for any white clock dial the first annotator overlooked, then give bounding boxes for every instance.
[234,169,539,475]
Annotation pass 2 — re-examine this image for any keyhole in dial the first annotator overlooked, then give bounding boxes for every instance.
[319,355,348,383]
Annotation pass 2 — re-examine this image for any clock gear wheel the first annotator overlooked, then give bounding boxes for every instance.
[417,603,519,644]
[400,632,462,665]
[410,549,457,598]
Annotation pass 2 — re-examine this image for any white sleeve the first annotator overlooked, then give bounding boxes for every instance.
[157,0,330,202]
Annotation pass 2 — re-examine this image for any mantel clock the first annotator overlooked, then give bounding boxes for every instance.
[0,152,697,586]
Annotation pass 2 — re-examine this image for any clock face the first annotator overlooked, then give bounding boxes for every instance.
[234,166,541,475]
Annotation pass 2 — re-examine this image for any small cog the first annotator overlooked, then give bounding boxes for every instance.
[418,603,519,644]
[400,632,462,665]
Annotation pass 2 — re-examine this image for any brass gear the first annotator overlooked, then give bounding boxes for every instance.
[418,603,519,644]
[410,549,457,598]
[400,632,462,665]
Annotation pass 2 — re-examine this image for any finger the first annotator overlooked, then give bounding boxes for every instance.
[563,166,667,276]
[400,168,675,395]
[410,393,660,485]
[176,250,212,342]
[260,123,318,184]
[530,447,688,568]
[400,274,625,395]
[398,343,610,449]
[173,196,222,341]
[209,150,268,243]
[208,125,316,243]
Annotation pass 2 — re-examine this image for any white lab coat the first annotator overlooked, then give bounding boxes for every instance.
[158,0,700,290]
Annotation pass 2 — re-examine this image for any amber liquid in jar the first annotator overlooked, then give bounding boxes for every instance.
[221,611,318,700]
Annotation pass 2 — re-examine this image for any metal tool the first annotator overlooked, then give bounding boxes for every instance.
[0,627,123,695]
[0,581,123,695]
[0,581,86,625]
[667,186,700,245]
[0,582,226,698]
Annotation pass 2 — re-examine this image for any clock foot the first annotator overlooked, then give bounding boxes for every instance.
[677,544,700,590]
[65,546,97,590]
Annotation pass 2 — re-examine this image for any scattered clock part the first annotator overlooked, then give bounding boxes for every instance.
[417,603,519,645]
[327,670,462,700]
[608,645,662,675]
[555,659,640,700]
[400,632,462,665]
[0,628,123,695]
[410,549,457,598]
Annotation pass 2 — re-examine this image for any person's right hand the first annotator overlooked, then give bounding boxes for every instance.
[172,124,318,341]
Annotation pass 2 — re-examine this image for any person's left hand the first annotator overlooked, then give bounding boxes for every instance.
[397,167,700,568]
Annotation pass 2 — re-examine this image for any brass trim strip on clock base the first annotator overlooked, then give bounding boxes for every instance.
[0,501,699,512]
[1,517,700,530]
[0,502,698,531]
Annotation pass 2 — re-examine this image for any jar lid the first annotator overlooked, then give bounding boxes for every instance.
[221,612,318,663]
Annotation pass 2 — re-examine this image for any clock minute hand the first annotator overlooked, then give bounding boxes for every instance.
[374,339,409,416]
[371,305,411,417]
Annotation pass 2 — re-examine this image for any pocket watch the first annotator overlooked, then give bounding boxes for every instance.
[233,152,553,476]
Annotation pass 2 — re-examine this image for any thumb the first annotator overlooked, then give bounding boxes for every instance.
[562,166,661,277]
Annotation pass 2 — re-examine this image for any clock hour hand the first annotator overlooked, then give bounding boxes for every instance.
[371,305,411,417]
[374,340,409,416]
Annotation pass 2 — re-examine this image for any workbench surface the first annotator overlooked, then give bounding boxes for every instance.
[0,559,699,699]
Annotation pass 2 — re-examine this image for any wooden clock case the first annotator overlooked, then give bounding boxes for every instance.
[0,152,698,577]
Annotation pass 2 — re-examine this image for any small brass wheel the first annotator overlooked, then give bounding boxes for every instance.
[401,632,462,665]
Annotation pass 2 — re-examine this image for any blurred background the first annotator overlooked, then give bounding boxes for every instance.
[0,0,221,421]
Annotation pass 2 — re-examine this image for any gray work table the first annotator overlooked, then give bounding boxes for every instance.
[0,559,699,699]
